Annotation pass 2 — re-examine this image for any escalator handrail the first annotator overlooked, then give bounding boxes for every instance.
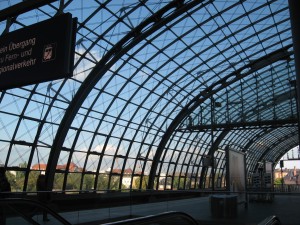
[258,215,281,225]
[0,197,72,225]
[103,211,199,225]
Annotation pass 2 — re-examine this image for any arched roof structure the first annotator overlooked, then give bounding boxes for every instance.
[0,0,298,192]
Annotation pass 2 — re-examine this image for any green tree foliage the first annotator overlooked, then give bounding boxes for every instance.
[53,173,64,190]
[5,166,134,192]
[134,176,148,190]
[66,173,81,190]
[110,175,120,190]
[173,176,187,190]
[27,171,40,191]
[97,173,109,190]
[274,177,283,184]
[6,171,17,191]
[6,162,29,191]
[82,174,94,190]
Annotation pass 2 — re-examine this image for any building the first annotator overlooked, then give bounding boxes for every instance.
[274,167,300,184]
[0,0,299,224]
[32,162,83,172]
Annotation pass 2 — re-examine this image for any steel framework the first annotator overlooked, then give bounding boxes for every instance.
[0,0,298,192]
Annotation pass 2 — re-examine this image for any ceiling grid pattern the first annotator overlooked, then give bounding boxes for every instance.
[0,0,297,191]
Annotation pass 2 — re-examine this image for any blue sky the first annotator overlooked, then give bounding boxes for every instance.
[275,146,300,169]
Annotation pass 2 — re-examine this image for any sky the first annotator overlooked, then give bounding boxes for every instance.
[275,146,300,169]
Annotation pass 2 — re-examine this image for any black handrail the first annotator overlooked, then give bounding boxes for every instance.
[103,211,199,225]
[0,197,72,225]
[258,215,281,225]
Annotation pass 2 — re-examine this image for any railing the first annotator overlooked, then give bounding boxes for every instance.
[273,184,300,193]
[258,215,281,225]
[0,196,200,225]
[0,197,72,225]
[0,189,298,225]
[103,211,199,225]
[0,189,206,225]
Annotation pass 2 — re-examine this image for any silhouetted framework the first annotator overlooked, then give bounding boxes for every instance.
[0,0,298,193]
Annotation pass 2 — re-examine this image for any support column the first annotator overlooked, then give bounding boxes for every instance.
[211,97,215,191]
[289,0,300,146]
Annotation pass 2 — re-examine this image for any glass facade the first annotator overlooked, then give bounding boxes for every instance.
[0,0,297,192]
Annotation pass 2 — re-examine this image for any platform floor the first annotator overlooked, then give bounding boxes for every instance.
[14,194,300,225]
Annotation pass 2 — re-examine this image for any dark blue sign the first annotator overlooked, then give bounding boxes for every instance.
[0,13,77,90]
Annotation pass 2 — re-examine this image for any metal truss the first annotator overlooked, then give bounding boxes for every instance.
[0,0,298,193]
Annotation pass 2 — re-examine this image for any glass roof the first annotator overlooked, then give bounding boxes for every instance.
[0,0,297,192]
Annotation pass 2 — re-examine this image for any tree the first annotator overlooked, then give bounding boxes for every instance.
[66,173,81,190]
[27,171,40,192]
[173,176,187,190]
[82,174,94,190]
[110,175,120,190]
[96,173,109,190]
[274,178,283,185]
[6,171,17,191]
[134,176,148,190]
[53,173,64,190]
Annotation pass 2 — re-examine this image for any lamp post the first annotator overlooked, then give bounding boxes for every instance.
[288,0,300,168]
[211,97,215,191]
[280,160,284,192]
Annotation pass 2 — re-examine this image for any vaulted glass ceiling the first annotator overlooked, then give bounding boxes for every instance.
[0,0,297,192]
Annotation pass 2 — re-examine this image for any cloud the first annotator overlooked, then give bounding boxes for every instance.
[72,47,100,82]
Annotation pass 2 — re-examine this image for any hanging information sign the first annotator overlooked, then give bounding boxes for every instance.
[0,13,77,90]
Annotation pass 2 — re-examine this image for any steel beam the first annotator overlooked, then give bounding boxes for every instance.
[289,0,300,147]
[177,118,298,132]
[0,0,57,22]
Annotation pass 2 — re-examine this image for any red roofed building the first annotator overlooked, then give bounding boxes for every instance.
[31,162,83,172]
[31,163,47,171]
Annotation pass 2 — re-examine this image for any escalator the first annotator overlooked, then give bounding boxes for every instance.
[0,197,71,225]
[1,197,199,225]
[1,198,199,225]
[0,198,281,225]
[102,211,199,225]
[257,215,281,225]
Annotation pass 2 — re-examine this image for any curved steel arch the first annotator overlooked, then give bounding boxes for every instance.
[24,81,67,191]
[254,130,298,172]
[199,129,230,189]
[46,0,205,189]
[0,0,296,193]
[148,44,293,189]
[274,140,299,166]
[6,85,38,191]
